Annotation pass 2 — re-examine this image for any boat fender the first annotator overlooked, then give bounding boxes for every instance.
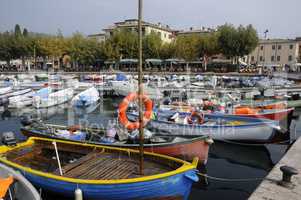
[118,93,153,130]
[205,138,214,145]
[184,172,199,183]
[74,188,83,200]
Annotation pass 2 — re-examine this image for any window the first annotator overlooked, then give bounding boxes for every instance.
[290,44,294,49]
[272,45,276,50]
[271,56,275,61]
[164,33,166,38]
[251,56,254,62]
[277,56,281,61]
[260,46,264,50]
[260,56,263,61]
[278,45,282,50]
[288,55,293,61]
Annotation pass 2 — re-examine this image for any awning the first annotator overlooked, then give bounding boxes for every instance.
[145,59,162,65]
[119,59,138,64]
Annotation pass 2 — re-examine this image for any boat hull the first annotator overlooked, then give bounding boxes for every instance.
[21,170,195,200]
[33,88,74,108]
[130,113,280,142]
[233,108,294,121]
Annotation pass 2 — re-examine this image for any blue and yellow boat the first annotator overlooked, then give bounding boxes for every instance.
[0,137,199,200]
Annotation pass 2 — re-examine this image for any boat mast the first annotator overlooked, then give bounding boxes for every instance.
[138,0,144,175]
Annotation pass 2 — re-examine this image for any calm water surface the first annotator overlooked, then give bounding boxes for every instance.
[0,98,300,200]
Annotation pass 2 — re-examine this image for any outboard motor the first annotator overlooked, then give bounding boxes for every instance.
[2,132,17,146]
[20,114,34,126]
[162,97,172,105]
[0,97,9,107]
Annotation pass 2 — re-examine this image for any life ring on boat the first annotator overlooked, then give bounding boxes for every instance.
[118,93,153,130]
[187,111,204,124]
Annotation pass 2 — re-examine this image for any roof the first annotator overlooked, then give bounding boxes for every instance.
[87,33,106,37]
[103,19,175,33]
[259,39,297,44]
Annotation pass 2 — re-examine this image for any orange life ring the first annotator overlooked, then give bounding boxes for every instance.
[118,93,153,130]
[187,111,204,124]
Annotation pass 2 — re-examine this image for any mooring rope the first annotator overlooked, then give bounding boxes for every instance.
[197,172,276,182]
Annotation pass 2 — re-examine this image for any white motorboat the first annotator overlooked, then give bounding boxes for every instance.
[33,88,74,108]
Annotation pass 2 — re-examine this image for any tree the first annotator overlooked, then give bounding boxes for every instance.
[217,24,258,63]
[173,34,201,61]
[198,33,220,70]
[143,32,162,59]
[23,28,29,37]
[14,24,22,38]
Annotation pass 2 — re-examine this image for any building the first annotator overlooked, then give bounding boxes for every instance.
[246,38,301,68]
[87,33,106,42]
[102,19,176,43]
[176,27,217,37]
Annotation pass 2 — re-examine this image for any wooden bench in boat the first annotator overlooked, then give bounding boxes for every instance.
[53,151,138,180]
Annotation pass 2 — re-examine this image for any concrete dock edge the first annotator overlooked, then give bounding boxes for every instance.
[249,137,301,200]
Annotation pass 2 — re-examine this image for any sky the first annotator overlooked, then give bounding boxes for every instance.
[0,0,300,39]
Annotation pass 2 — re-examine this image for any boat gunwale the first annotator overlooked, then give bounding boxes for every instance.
[0,137,197,185]
[20,124,210,148]
[134,113,280,129]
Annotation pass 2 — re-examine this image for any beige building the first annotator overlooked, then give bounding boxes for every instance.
[246,38,301,67]
[176,27,217,37]
[87,33,106,42]
[102,19,176,43]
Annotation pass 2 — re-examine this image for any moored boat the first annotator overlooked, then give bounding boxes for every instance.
[129,112,282,142]
[0,86,12,95]
[20,122,211,164]
[32,88,74,108]
[0,137,199,200]
[71,87,100,107]
[0,163,40,200]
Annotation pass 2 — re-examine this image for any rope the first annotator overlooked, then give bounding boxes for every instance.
[197,172,275,182]
[217,138,293,146]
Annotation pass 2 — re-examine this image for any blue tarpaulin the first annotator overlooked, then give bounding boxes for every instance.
[116,73,128,81]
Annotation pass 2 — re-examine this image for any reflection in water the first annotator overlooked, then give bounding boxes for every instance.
[209,141,274,171]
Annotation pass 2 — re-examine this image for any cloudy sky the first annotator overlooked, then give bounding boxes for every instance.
[0,0,300,39]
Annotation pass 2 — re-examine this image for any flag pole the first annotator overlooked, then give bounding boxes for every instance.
[138,0,144,175]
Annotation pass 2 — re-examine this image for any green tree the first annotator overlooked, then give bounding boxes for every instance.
[143,32,162,59]
[174,34,201,61]
[198,33,220,70]
[14,24,22,38]
[23,28,29,37]
[217,24,258,63]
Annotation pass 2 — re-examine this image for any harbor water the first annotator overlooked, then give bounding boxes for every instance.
[0,98,300,200]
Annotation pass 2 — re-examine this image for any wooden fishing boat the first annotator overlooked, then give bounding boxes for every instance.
[129,112,282,142]
[0,137,199,200]
[71,87,100,107]
[0,86,12,95]
[20,123,211,164]
[231,107,294,121]
[0,163,41,200]
[0,88,32,99]
[8,87,52,108]
[32,88,74,108]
